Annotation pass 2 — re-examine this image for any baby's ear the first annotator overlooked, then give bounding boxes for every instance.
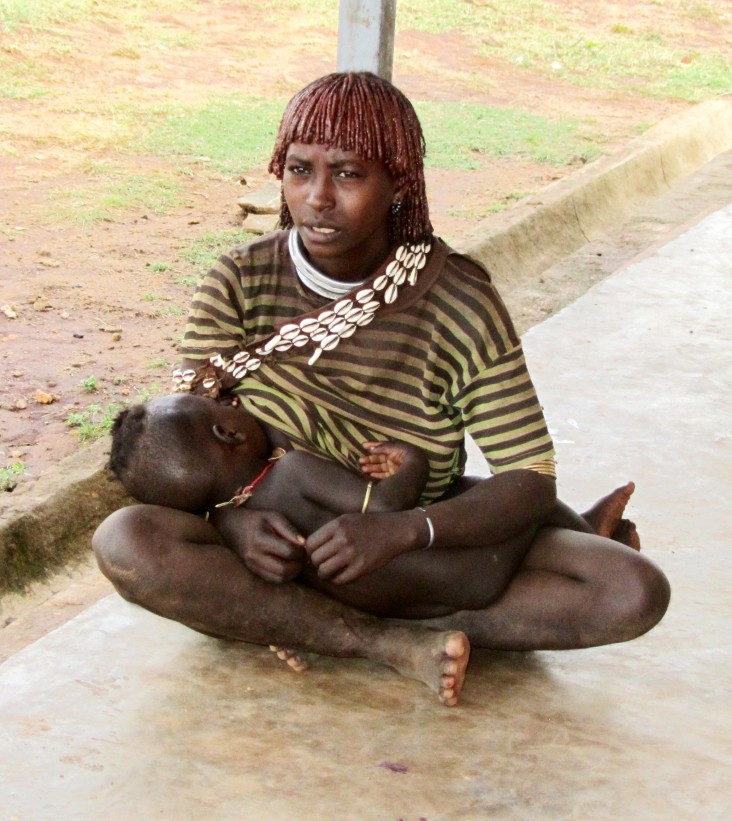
[212,424,247,446]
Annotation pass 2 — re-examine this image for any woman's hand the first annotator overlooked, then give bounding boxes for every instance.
[212,507,306,584]
[304,510,423,584]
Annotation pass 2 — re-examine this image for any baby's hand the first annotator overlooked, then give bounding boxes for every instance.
[359,441,423,479]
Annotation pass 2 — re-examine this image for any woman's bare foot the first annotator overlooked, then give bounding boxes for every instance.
[272,630,470,706]
[582,482,641,549]
[381,629,471,706]
[268,645,309,672]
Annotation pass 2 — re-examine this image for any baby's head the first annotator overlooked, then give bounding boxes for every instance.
[109,393,268,512]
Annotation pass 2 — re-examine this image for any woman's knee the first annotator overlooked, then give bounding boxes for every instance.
[600,551,671,642]
[92,505,183,601]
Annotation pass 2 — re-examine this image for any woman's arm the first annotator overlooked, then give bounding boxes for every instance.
[303,468,557,584]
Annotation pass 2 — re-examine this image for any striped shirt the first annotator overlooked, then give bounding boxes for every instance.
[182,231,555,502]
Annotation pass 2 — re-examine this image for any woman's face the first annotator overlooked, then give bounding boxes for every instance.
[282,142,401,282]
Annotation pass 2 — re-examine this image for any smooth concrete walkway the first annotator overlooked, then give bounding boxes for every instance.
[1,205,731,820]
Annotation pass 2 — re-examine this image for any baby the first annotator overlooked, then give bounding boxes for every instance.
[108,393,430,538]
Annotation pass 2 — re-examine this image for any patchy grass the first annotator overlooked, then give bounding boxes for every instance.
[145,97,286,174]
[0,0,197,28]
[0,461,26,492]
[396,0,732,102]
[51,171,181,225]
[180,228,258,274]
[0,0,97,27]
[0,80,49,99]
[416,102,600,168]
[146,358,172,370]
[65,402,126,441]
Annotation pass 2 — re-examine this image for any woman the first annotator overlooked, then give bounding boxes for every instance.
[94,72,669,706]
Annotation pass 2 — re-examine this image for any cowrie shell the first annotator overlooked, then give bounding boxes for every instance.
[202,378,216,389]
[318,310,335,324]
[396,245,406,262]
[392,268,407,286]
[292,334,309,346]
[233,365,248,379]
[386,259,400,277]
[408,269,418,286]
[362,300,380,313]
[225,360,237,372]
[339,323,357,338]
[403,252,415,268]
[232,350,250,363]
[264,334,283,352]
[280,323,300,339]
[356,288,374,303]
[247,358,261,370]
[415,252,426,270]
[311,328,328,342]
[210,354,224,367]
[385,283,399,304]
[334,298,354,315]
[275,341,293,352]
[373,274,389,291]
[181,369,196,382]
[300,318,320,332]
[329,318,347,334]
[356,313,375,326]
[346,307,365,322]
[321,333,339,350]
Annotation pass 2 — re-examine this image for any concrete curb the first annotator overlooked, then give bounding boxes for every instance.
[0,440,133,594]
[462,95,732,286]
[3,96,732,594]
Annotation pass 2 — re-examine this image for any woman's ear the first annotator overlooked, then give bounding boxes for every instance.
[393,177,409,204]
[212,424,247,446]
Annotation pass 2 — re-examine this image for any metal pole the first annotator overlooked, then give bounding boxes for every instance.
[337,0,396,81]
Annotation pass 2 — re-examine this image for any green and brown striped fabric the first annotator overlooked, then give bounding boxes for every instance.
[182,231,555,502]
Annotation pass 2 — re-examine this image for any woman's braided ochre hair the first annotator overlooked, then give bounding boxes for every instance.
[268,71,433,243]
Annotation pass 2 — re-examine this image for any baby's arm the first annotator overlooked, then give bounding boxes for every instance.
[358,441,429,511]
[259,442,429,531]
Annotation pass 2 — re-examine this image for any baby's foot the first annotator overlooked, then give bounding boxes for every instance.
[583,482,636,539]
[269,645,309,672]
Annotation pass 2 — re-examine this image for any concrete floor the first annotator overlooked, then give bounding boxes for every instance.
[1,204,731,820]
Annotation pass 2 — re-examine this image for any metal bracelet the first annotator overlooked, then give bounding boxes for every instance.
[417,507,435,549]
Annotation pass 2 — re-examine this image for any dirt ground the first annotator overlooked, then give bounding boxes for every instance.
[0,1,723,493]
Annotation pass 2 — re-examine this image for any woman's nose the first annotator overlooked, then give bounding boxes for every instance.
[306,174,334,210]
